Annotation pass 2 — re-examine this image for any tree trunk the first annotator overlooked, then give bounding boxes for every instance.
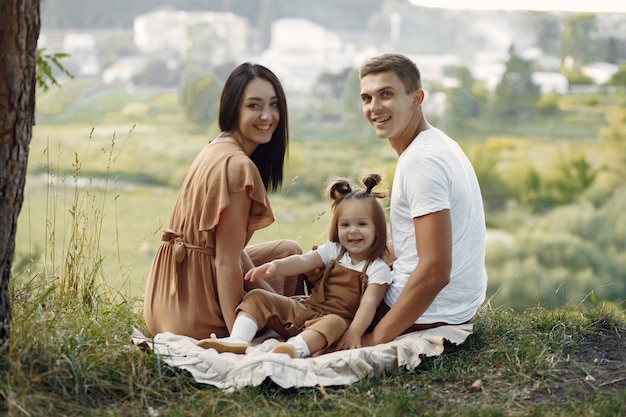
[0,0,41,353]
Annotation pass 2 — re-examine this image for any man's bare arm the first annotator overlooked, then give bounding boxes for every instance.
[364,209,452,345]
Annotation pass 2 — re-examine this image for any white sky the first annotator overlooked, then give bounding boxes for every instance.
[408,1,626,13]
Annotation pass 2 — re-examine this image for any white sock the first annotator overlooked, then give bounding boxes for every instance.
[286,334,311,358]
[228,315,258,343]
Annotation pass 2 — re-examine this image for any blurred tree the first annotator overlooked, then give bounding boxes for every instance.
[511,155,598,212]
[560,65,594,85]
[179,21,231,128]
[447,66,482,130]
[0,0,40,354]
[341,69,363,121]
[489,45,540,124]
[535,91,560,116]
[559,14,599,66]
[136,59,181,87]
[186,22,227,76]
[315,68,351,99]
[468,145,509,216]
[547,155,598,205]
[599,107,626,145]
[599,106,626,188]
[603,37,622,64]
[607,64,626,88]
[533,12,562,56]
[180,73,221,129]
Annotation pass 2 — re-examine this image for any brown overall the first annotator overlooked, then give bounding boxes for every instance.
[237,251,370,347]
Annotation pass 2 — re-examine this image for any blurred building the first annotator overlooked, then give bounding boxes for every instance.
[62,33,101,77]
[582,62,620,85]
[257,18,356,93]
[531,72,569,94]
[133,10,250,64]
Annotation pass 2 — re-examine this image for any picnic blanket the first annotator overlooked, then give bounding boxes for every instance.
[131,324,473,392]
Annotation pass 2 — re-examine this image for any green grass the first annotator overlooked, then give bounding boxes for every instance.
[2,278,624,416]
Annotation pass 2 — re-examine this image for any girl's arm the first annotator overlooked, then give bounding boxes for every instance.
[245,250,325,282]
[336,283,388,350]
[240,249,275,292]
[214,190,251,332]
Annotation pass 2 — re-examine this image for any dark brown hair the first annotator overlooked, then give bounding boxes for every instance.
[326,173,388,261]
[359,53,422,93]
[219,62,289,192]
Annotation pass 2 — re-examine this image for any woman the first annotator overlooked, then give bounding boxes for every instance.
[144,63,302,340]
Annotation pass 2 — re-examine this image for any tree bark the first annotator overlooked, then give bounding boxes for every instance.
[0,0,41,353]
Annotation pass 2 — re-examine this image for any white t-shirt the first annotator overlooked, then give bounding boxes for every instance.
[315,241,391,286]
[385,127,487,324]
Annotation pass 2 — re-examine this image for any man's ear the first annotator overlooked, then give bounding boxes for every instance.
[412,89,424,106]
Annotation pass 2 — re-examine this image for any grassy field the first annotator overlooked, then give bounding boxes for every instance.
[2,278,625,416]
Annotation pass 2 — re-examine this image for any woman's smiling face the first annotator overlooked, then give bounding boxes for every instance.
[236,77,280,154]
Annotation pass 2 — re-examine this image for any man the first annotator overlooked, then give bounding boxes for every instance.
[359,53,487,346]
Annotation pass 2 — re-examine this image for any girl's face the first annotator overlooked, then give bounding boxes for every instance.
[336,199,376,264]
[236,77,280,155]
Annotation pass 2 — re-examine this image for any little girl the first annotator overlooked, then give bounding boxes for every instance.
[197,173,391,358]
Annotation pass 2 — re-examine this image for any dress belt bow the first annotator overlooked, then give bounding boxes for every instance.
[161,228,215,263]
[160,228,215,297]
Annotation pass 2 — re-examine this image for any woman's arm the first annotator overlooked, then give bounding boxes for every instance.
[336,283,388,350]
[214,190,252,332]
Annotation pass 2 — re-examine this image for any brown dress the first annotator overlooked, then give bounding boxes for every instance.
[143,141,301,339]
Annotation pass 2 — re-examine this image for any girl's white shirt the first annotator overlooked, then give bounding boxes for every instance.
[315,241,391,286]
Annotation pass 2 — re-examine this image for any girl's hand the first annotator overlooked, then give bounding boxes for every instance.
[244,261,277,281]
[336,328,362,350]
